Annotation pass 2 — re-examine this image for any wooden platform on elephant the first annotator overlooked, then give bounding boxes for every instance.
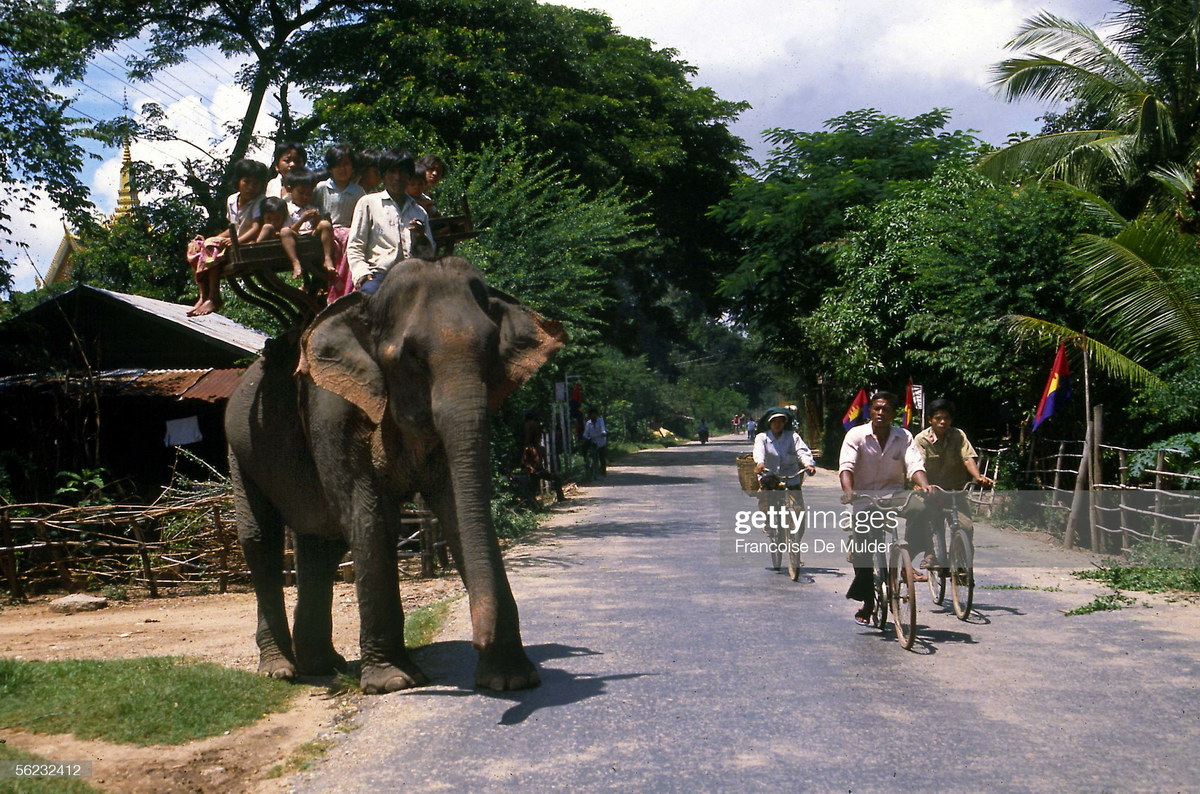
[218,234,323,279]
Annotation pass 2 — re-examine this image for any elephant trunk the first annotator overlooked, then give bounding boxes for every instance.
[432,382,516,651]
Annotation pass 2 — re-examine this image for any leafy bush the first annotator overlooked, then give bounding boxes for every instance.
[1126,432,1200,486]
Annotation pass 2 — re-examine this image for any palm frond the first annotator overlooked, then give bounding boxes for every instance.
[1005,315,1164,389]
[1148,163,1195,200]
[976,130,1118,184]
[1049,132,1139,189]
[1043,181,1127,232]
[1070,212,1200,360]
[995,12,1153,102]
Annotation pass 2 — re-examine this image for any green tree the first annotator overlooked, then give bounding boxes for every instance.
[986,0,1200,425]
[810,162,1094,433]
[711,109,978,365]
[69,200,199,301]
[983,1,1200,216]
[300,0,749,312]
[0,3,93,290]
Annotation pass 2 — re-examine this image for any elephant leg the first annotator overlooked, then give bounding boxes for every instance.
[352,501,429,694]
[292,533,349,676]
[231,458,296,679]
[422,484,539,691]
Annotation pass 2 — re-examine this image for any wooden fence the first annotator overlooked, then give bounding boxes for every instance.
[0,480,450,600]
[1020,434,1200,553]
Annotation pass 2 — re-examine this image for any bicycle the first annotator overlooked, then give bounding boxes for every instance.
[849,490,921,650]
[923,485,975,619]
[759,471,806,581]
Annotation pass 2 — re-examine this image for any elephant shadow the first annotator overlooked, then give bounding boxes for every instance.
[407,641,650,725]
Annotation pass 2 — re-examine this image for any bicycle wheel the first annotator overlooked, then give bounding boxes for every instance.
[927,522,947,606]
[890,546,917,650]
[769,523,783,571]
[950,530,974,619]
[787,491,804,581]
[871,550,888,630]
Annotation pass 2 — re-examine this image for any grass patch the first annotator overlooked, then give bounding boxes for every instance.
[1073,565,1200,594]
[0,745,99,794]
[1065,592,1135,616]
[0,657,295,745]
[984,584,1063,592]
[265,738,336,779]
[404,596,460,649]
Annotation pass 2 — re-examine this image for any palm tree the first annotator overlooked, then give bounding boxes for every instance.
[982,1,1200,217]
[986,2,1200,390]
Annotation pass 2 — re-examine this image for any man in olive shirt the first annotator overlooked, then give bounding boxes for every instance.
[913,399,993,568]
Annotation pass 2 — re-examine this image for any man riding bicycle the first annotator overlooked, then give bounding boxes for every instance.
[913,398,993,571]
[838,391,932,625]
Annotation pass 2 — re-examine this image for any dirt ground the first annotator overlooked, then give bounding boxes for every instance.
[0,574,465,793]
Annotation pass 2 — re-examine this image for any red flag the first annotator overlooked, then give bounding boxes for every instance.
[842,389,869,430]
[903,378,915,429]
[1033,343,1072,431]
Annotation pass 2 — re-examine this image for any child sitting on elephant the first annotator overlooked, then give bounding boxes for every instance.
[282,167,338,280]
[185,158,268,316]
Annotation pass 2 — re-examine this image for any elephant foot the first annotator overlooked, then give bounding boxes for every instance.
[258,654,298,681]
[360,661,429,694]
[475,646,540,691]
[296,648,348,677]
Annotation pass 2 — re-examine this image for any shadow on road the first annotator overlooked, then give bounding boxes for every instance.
[408,640,652,725]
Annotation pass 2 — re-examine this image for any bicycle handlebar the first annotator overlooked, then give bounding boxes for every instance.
[848,490,920,510]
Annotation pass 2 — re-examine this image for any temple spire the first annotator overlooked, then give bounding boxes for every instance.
[114,137,139,219]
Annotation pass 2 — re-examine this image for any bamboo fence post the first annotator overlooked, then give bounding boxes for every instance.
[1066,428,1092,550]
[36,520,75,592]
[213,505,229,595]
[1118,450,1130,556]
[1154,450,1166,538]
[129,520,158,598]
[1052,442,1066,497]
[0,508,24,601]
[1090,405,1104,552]
[420,511,435,578]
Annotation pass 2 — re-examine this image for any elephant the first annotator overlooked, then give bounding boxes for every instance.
[224,256,566,694]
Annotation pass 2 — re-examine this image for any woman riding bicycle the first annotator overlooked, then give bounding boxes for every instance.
[753,407,817,574]
[753,407,817,488]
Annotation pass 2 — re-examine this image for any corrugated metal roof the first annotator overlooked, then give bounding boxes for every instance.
[180,369,246,402]
[93,287,268,356]
[124,369,206,396]
[0,368,246,402]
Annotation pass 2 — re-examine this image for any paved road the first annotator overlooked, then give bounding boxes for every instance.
[299,435,1200,792]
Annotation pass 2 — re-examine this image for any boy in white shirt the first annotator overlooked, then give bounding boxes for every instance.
[281,167,336,280]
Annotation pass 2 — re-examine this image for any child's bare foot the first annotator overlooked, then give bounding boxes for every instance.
[291,261,303,278]
[190,295,223,316]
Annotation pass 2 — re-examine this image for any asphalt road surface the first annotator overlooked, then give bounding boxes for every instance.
[299,434,1200,792]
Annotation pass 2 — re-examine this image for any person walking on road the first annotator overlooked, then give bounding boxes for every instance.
[583,408,608,478]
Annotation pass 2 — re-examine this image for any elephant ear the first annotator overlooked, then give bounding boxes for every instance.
[296,292,387,424]
[487,287,568,412]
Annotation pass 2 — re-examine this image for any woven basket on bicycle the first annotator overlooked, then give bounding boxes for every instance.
[736,454,760,496]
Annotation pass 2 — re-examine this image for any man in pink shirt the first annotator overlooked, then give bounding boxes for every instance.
[839,391,933,625]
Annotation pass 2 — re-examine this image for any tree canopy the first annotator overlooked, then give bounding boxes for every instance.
[710,109,978,365]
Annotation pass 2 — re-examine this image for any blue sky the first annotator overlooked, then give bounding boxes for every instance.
[6,0,1122,292]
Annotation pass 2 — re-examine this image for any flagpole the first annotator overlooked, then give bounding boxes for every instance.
[1080,331,1091,424]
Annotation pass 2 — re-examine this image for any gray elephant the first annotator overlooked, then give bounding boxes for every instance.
[225,256,566,693]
